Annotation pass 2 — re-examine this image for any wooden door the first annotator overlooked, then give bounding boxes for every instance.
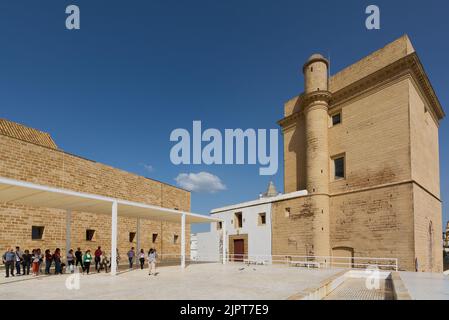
[233,239,244,262]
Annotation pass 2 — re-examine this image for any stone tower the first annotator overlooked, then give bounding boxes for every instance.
[276,36,445,272]
[303,54,331,257]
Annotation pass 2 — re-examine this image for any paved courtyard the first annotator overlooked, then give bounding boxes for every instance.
[399,271,449,300]
[0,263,342,300]
[2,263,448,300]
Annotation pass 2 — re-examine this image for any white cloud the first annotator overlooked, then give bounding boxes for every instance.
[140,163,154,173]
[175,172,226,193]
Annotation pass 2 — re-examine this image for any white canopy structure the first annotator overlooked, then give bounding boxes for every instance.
[0,176,226,275]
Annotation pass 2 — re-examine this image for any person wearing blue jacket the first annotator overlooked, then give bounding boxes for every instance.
[2,248,15,278]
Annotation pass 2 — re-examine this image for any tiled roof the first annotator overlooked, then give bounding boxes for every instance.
[0,118,58,149]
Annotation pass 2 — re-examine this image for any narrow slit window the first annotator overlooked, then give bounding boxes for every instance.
[234,212,243,229]
[259,213,266,226]
[86,229,95,241]
[334,157,345,179]
[31,226,44,240]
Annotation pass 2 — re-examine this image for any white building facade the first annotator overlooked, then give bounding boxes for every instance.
[195,183,307,263]
[211,200,273,263]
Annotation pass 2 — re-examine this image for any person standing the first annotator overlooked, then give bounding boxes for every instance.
[36,248,43,274]
[67,249,75,273]
[31,250,40,276]
[100,253,110,273]
[2,248,15,278]
[148,248,157,276]
[44,249,52,274]
[138,249,145,270]
[53,248,62,275]
[127,247,135,269]
[22,250,32,275]
[83,250,92,274]
[94,246,102,272]
[14,246,23,276]
[75,247,84,272]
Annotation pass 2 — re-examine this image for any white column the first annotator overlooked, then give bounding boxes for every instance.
[181,213,186,268]
[222,221,227,264]
[111,201,118,276]
[66,210,72,257]
[136,217,141,253]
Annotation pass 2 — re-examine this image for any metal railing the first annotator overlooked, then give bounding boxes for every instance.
[219,254,398,271]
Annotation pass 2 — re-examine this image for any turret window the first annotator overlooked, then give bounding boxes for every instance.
[331,113,342,126]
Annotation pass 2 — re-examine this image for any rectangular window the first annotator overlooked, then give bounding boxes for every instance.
[332,113,342,126]
[217,221,222,230]
[31,226,44,240]
[86,229,95,241]
[284,207,291,218]
[258,213,266,226]
[234,212,243,229]
[334,156,345,179]
[129,232,136,243]
[152,233,158,243]
[174,234,179,244]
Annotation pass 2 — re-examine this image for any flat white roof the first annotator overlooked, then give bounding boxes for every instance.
[0,176,221,224]
[210,190,308,214]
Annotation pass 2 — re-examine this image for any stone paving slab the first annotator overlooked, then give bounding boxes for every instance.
[0,263,341,300]
[323,278,393,300]
[398,272,449,300]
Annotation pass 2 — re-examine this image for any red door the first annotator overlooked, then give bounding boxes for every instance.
[234,239,244,262]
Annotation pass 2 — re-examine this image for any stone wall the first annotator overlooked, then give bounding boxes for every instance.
[330,183,415,271]
[328,78,411,195]
[271,196,316,256]
[0,131,190,259]
[413,183,443,272]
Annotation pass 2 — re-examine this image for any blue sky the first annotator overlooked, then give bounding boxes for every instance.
[0,1,448,233]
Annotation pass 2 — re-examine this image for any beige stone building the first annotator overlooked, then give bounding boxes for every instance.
[0,118,191,260]
[276,35,444,272]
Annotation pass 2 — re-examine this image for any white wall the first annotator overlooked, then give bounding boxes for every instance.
[190,233,198,260]
[195,231,220,262]
[212,202,272,261]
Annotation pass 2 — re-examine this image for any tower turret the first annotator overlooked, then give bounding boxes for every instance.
[302,53,331,258]
[303,54,329,93]
[303,54,330,195]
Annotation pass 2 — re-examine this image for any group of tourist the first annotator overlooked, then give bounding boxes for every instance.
[127,247,158,275]
[2,245,158,278]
